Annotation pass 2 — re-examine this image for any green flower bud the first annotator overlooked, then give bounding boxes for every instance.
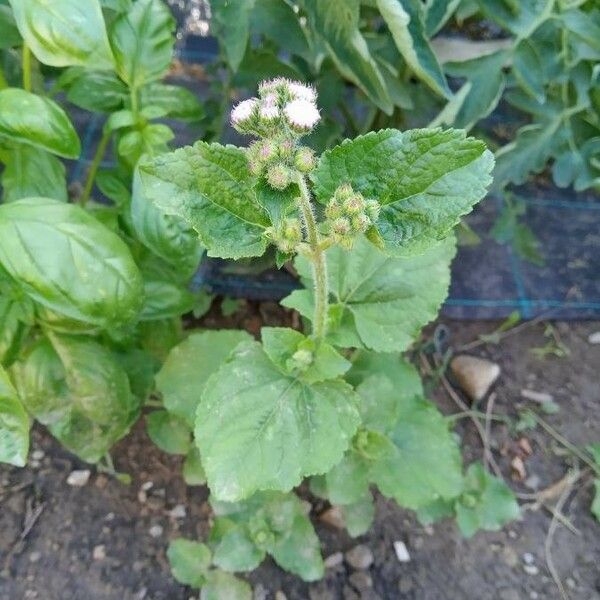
[294,147,316,173]
[334,183,354,201]
[267,163,292,190]
[344,193,365,215]
[365,198,380,223]
[257,140,278,163]
[351,213,370,233]
[286,348,313,372]
[331,217,351,237]
[324,198,342,220]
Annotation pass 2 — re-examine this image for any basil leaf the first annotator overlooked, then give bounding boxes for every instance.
[167,539,212,588]
[63,68,128,112]
[0,5,21,49]
[157,329,252,427]
[196,341,360,501]
[139,142,270,259]
[0,363,29,467]
[8,0,114,68]
[0,89,80,158]
[286,235,455,353]
[0,197,143,329]
[311,128,493,256]
[140,83,204,122]
[2,144,67,203]
[109,0,175,87]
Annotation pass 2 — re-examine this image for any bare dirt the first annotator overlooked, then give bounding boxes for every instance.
[1,306,599,600]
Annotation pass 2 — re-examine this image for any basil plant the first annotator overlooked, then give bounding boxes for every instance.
[139,78,519,596]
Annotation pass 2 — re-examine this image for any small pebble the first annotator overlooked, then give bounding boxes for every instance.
[523,552,535,565]
[524,564,539,575]
[93,545,106,561]
[149,525,163,538]
[141,481,153,491]
[324,552,344,568]
[31,450,45,461]
[348,571,372,591]
[450,355,500,401]
[521,389,553,404]
[530,593,539,599]
[29,552,41,563]
[393,541,411,563]
[168,504,186,519]
[566,577,576,589]
[319,506,345,529]
[275,592,287,600]
[587,331,600,345]
[345,545,374,570]
[67,469,91,487]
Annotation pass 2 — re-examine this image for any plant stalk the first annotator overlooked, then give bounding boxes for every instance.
[22,44,32,92]
[296,174,328,341]
[81,128,111,206]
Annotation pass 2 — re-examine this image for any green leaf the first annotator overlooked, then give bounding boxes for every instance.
[0,293,33,366]
[0,364,29,467]
[63,68,128,112]
[131,167,203,276]
[109,0,175,87]
[512,40,546,103]
[167,538,212,588]
[289,235,455,352]
[213,527,265,572]
[2,144,67,203]
[201,570,252,600]
[325,450,370,504]
[0,198,143,329]
[270,514,324,581]
[305,0,393,114]
[156,329,252,428]
[0,5,22,49]
[340,494,375,537]
[261,327,351,384]
[438,50,508,130]
[140,277,196,321]
[211,0,255,72]
[146,410,192,454]
[562,9,600,53]
[196,341,360,501]
[0,89,80,158]
[425,0,462,36]
[493,119,564,190]
[455,462,520,537]
[376,0,450,98]
[8,0,114,68]
[139,142,270,259]
[588,444,600,466]
[183,446,207,485]
[592,480,600,522]
[475,0,554,38]
[311,129,494,256]
[140,83,204,122]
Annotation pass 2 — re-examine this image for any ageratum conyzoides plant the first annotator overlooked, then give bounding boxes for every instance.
[136,78,520,597]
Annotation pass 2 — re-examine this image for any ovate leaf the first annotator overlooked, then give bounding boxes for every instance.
[139,142,270,259]
[8,0,114,68]
[211,0,255,72]
[0,88,80,158]
[311,128,493,256]
[201,571,252,600]
[0,198,143,329]
[455,462,520,537]
[63,68,128,112]
[196,341,360,501]
[305,0,392,114]
[109,0,175,87]
[146,410,192,454]
[287,235,455,352]
[140,83,204,122]
[167,539,212,588]
[340,494,375,537]
[2,144,67,203]
[475,0,554,38]
[377,0,450,98]
[156,329,252,427]
[0,364,29,467]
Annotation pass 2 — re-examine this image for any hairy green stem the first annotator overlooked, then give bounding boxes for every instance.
[81,128,111,206]
[22,44,32,92]
[296,174,328,341]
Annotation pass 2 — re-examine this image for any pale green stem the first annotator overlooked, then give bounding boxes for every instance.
[22,44,32,92]
[296,174,329,341]
[0,66,7,90]
[81,128,111,206]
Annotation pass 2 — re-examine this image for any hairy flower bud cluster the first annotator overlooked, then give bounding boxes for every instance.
[231,78,320,138]
[265,217,303,254]
[324,184,380,249]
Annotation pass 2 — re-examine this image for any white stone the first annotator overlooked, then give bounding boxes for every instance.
[324,552,344,568]
[168,504,186,519]
[149,525,163,538]
[521,389,553,404]
[66,469,91,487]
[345,545,374,570]
[393,541,411,563]
[587,331,600,344]
[93,545,106,561]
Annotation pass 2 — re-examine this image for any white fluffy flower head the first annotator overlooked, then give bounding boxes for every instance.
[284,99,321,132]
[230,98,258,129]
[288,82,317,103]
[259,102,279,121]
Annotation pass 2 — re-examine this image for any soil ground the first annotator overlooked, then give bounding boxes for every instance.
[1,305,599,600]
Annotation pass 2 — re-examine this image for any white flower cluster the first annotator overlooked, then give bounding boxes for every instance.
[230,78,320,136]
